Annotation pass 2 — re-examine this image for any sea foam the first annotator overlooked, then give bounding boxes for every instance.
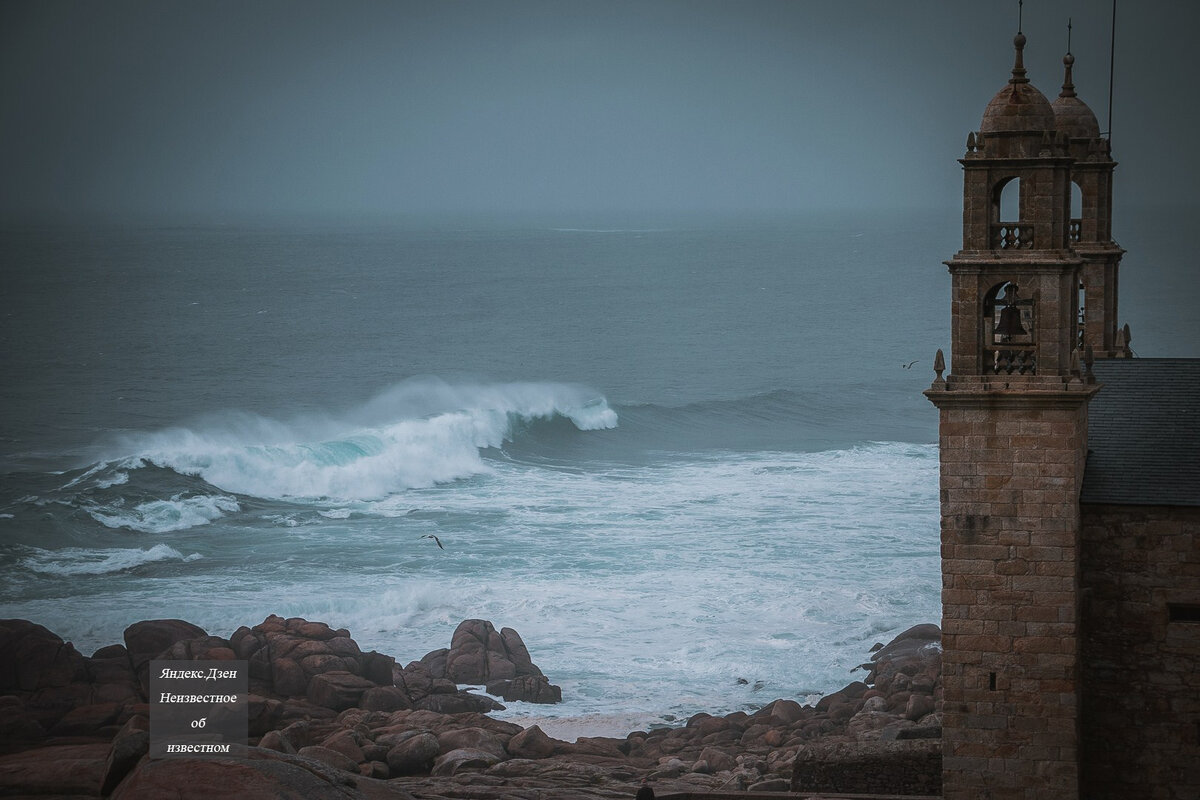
[88,494,239,533]
[19,543,201,576]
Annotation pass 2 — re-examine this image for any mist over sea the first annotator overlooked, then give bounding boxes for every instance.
[1,207,1189,737]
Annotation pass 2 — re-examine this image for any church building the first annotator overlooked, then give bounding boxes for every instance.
[924,27,1200,800]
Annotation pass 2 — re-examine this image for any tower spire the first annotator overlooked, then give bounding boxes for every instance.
[1061,19,1077,98]
[1010,2,1029,86]
[1010,32,1029,85]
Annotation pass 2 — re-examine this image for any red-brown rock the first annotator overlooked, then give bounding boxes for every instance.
[0,619,87,693]
[109,746,413,799]
[386,732,439,775]
[307,671,375,711]
[486,673,562,704]
[506,724,557,759]
[360,686,412,712]
[122,619,207,671]
[297,744,359,773]
[0,742,110,796]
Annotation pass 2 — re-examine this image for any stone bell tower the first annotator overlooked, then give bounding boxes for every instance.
[925,31,1098,800]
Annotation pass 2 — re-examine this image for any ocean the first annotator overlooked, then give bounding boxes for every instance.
[1,207,1188,739]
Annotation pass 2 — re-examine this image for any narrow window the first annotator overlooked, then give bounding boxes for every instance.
[989,672,997,691]
[1168,604,1200,623]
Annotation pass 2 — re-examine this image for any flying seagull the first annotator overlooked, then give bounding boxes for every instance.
[420,534,444,550]
[902,360,919,369]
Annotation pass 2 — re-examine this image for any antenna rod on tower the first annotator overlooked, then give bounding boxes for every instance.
[1107,0,1117,139]
[1018,0,1024,33]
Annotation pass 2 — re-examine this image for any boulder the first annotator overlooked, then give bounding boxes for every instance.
[272,657,308,696]
[413,691,504,715]
[360,651,396,686]
[444,620,509,683]
[307,671,375,712]
[430,747,502,776]
[92,643,128,659]
[872,624,941,661]
[295,621,337,641]
[246,693,286,737]
[100,716,150,795]
[499,627,540,675]
[0,696,46,743]
[434,620,545,685]
[123,619,207,672]
[86,654,140,706]
[486,674,562,704]
[0,742,110,797]
[768,698,806,724]
[320,729,366,764]
[815,681,869,712]
[230,616,397,703]
[417,649,448,680]
[506,724,557,759]
[436,726,507,760]
[386,732,440,776]
[160,635,236,662]
[905,693,936,721]
[360,686,411,712]
[0,619,87,693]
[48,700,121,736]
[258,729,296,754]
[297,744,359,773]
[698,746,736,772]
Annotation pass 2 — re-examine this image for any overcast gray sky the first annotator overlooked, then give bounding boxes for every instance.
[1,0,1194,222]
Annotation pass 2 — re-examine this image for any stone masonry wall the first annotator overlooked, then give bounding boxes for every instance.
[1080,503,1200,799]
[937,398,1089,800]
[789,739,941,796]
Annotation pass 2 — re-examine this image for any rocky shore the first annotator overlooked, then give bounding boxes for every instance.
[0,616,942,798]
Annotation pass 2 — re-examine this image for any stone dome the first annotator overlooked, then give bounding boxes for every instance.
[1053,95,1101,139]
[979,33,1057,135]
[1052,53,1101,139]
[980,82,1057,134]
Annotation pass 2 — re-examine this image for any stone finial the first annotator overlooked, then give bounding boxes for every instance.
[1121,323,1133,357]
[1060,52,1077,98]
[1084,343,1096,384]
[1010,32,1029,85]
[1068,348,1083,387]
[967,131,977,153]
[932,349,947,389]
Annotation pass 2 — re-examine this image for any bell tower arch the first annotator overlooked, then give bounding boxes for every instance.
[926,30,1099,800]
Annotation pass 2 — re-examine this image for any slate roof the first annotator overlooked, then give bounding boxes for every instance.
[1082,358,1200,506]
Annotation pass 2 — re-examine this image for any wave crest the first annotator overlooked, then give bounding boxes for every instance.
[19,543,201,576]
[105,378,617,501]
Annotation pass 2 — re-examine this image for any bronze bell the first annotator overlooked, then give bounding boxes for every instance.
[995,304,1027,338]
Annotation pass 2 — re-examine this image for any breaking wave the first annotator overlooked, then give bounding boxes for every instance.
[18,543,202,576]
[100,378,617,502]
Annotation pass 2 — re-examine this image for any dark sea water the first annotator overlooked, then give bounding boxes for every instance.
[0,206,1191,737]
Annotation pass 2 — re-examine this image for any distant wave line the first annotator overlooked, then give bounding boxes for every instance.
[548,227,671,233]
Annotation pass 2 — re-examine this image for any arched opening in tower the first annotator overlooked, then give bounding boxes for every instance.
[983,280,1036,375]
